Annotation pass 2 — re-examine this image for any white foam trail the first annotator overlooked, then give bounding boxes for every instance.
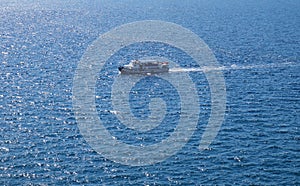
[169,62,298,73]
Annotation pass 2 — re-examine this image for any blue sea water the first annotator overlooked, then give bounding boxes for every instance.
[0,0,299,185]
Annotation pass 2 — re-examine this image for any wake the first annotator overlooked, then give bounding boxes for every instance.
[169,62,298,73]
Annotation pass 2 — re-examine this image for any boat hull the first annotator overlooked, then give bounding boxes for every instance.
[118,60,169,75]
[119,67,169,75]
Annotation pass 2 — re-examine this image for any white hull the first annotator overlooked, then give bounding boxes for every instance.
[119,60,169,75]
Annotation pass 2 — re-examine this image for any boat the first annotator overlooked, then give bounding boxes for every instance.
[118,60,169,75]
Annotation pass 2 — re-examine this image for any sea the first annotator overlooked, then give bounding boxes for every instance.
[0,0,299,185]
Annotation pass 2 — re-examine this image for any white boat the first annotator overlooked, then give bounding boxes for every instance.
[118,60,169,74]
